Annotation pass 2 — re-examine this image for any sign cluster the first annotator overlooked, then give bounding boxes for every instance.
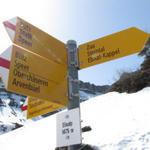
[0,16,149,148]
[1,17,68,119]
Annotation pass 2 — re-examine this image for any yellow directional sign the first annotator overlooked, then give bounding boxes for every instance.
[6,45,68,106]
[27,97,64,119]
[3,17,67,65]
[78,27,149,69]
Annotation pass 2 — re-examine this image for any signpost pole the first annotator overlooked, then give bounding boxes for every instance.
[67,40,81,150]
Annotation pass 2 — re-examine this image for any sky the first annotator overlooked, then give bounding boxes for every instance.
[0,0,150,85]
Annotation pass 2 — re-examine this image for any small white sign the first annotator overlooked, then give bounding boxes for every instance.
[56,108,81,147]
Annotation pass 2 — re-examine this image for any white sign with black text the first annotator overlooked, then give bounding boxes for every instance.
[56,108,81,147]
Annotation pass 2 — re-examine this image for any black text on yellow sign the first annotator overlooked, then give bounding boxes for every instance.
[8,45,68,106]
[4,17,67,66]
[27,97,64,119]
[78,27,149,69]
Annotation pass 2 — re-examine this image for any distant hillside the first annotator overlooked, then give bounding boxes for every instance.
[79,80,109,94]
[79,81,109,101]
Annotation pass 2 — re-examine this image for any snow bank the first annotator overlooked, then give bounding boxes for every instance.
[0,87,150,150]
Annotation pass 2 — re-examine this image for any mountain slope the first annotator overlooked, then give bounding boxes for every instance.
[0,87,150,149]
[81,87,150,149]
[0,79,108,134]
[0,98,25,134]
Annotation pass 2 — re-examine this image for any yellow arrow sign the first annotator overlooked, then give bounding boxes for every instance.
[3,17,67,66]
[79,27,149,69]
[1,45,68,106]
[27,97,64,119]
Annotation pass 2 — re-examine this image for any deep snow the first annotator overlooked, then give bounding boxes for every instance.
[0,90,98,135]
[0,98,26,134]
[0,87,150,149]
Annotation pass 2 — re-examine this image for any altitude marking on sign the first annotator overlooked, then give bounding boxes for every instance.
[3,17,67,65]
[27,97,64,119]
[0,45,68,106]
[78,27,150,69]
[56,108,81,147]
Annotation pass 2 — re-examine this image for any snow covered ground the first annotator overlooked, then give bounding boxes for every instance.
[0,87,150,149]
[79,90,100,102]
[0,89,98,135]
[81,87,150,149]
[0,99,26,135]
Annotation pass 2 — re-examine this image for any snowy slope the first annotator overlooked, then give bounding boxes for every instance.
[79,90,101,102]
[0,88,150,149]
[0,89,98,135]
[81,87,150,149]
[0,99,26,135]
